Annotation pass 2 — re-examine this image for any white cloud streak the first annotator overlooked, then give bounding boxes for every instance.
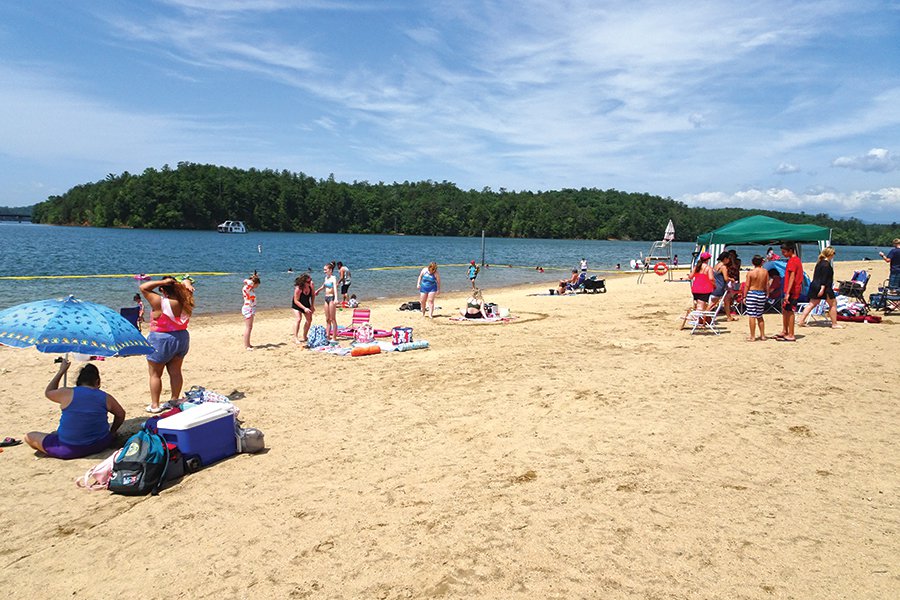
[832,148,900,173]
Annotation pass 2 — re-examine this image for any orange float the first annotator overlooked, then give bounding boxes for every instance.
[350,345,381,357]
[654,262,668,276]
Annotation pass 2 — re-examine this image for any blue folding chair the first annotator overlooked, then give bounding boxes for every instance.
[120,306,141,331]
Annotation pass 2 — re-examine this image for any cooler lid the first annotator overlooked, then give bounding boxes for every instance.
[157,402,232,430]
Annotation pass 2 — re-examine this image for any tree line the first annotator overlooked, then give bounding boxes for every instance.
[28,162,900,245]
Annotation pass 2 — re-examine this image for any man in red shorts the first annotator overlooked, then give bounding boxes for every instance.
[777,241,803,341]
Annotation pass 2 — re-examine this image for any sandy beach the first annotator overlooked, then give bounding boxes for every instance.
[1,259,897,599]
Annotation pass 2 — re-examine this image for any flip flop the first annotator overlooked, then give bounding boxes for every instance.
[145,405,163,414]
[0,437,22,447]
[775,337,796,342]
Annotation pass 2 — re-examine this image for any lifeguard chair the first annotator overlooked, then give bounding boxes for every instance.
[637,220,676,283]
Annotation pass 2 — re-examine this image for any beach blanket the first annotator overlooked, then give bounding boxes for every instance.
[448,315,512,324]
[310,341,430,355]
[836,314,882,323]
[526,291,576,297]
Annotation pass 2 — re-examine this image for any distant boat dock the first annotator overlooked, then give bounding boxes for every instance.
[0,213,32,223]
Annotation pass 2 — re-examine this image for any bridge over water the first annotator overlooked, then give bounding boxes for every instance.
[0,214,32,222]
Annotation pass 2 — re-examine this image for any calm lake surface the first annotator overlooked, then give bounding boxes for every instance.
[0,224,884,314]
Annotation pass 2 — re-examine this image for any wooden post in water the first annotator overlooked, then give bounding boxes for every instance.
[481,230,485,266]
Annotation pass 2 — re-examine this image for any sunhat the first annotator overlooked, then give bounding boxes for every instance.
[699,252,712,260]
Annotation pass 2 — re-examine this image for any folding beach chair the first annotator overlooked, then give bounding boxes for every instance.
[681,301,723,335]
[565,272,586,294]
[731,282,747,316]
[881,279,900,315]
[119,306,141,331]
[347,308,371,327]
[796,300,828,324]
[836,270,870,304]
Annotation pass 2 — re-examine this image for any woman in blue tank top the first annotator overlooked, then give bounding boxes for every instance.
[25,360,126,460]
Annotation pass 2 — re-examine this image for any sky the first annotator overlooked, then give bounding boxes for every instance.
[1,0,899,222]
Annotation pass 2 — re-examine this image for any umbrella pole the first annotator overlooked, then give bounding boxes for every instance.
[63,352,68,387]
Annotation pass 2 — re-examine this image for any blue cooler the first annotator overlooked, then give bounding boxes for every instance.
[157,403,238,467]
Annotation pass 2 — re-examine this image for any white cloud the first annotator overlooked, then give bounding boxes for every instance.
[832,148,900,172]
[775,162,801,174]
[680,187,900,218]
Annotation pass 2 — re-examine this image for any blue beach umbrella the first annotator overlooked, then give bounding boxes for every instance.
[0,295,153,357]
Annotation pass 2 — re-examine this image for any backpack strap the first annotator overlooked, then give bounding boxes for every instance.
[151,432,170,497]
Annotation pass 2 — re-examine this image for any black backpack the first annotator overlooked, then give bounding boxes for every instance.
[108,423,170,496]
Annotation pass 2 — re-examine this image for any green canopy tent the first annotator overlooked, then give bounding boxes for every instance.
[695,215,832,262]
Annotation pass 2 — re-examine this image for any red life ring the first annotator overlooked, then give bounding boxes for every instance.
[654,262,668,276]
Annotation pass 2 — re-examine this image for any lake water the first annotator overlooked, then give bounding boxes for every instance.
[0,223,884,314]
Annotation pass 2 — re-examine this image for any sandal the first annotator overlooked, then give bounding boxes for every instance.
[145,405,163,414]
[0,437,22,447]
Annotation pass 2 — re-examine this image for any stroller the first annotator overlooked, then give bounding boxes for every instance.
[581,276,607,293]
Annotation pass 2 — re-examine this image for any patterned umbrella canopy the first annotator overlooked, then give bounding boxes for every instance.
[0,295,153,356]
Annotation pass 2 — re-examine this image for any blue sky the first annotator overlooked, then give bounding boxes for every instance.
[1,0,899,222]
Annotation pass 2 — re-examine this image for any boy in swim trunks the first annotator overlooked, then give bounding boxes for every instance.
[744,255,768,341]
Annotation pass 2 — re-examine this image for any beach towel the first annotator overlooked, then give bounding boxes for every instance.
[448,315,512,324]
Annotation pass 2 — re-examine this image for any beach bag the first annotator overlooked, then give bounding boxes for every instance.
[75,450,118,491]
[354,323,374,344]
[238,428,265,454]
[391,327,413,345]
[108,425,169,496]
[399,301,421,311]
[307,325,328,348]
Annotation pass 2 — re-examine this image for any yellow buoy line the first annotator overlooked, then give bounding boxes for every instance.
[0,272,233,281]
[366,263,567,272]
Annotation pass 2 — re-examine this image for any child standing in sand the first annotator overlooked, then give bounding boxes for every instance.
[133,293,144,332]
[467,261,479,289]
[242,273,260,350]
[744,255,768,341]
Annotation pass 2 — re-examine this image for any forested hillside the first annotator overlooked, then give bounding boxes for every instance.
[31,162,899,244]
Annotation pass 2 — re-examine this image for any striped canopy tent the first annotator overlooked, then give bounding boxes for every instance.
[695,215,832,263]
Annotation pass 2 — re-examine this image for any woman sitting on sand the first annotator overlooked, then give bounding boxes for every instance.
[25,359,125,460]
[558,269,579,295]
[459,290,489,319]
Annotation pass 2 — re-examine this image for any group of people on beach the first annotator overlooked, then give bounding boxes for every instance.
[24,274,196,459]
[288,261,352,344]
[20,240,900,462]
[690,241,849,341]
